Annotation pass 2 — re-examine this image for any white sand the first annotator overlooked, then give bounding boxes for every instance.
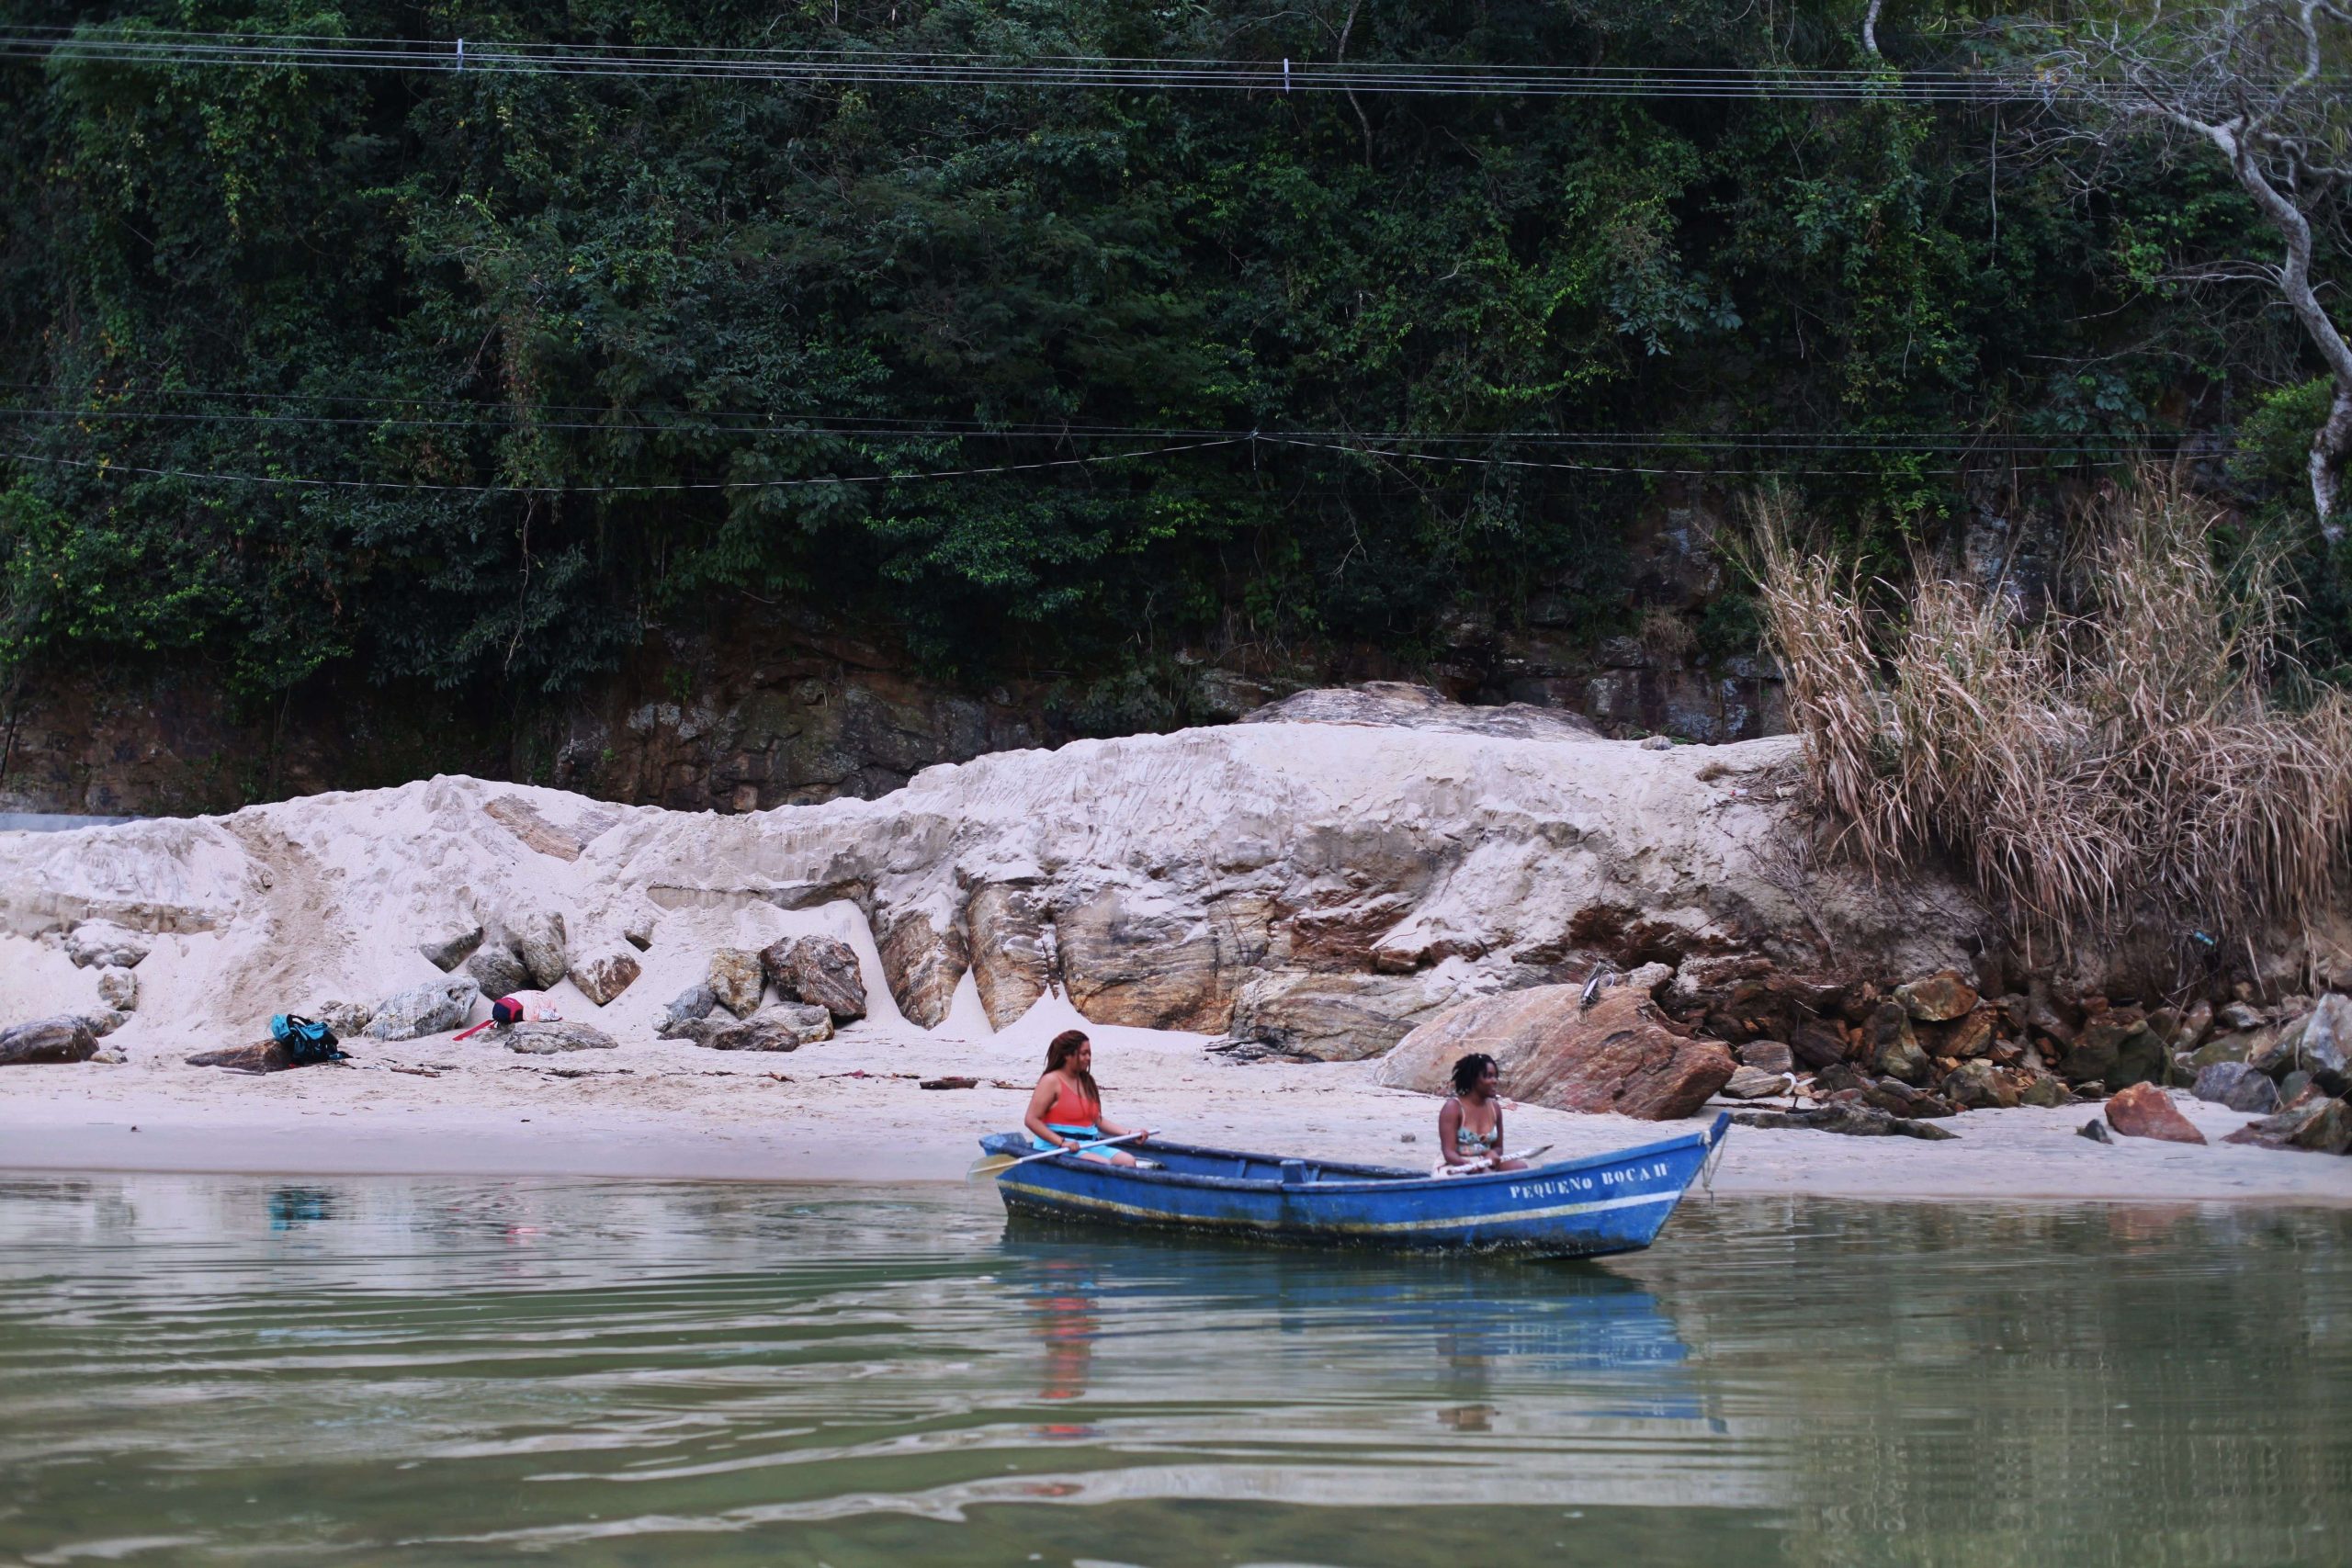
[3,1004,2347,1201]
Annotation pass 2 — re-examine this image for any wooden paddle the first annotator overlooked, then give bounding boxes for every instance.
[967,1131,1148,1180]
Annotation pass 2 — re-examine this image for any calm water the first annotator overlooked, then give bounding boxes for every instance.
[0,1179,2345,1567]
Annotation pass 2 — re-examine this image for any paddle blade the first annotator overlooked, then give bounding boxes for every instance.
[966,1153,1016,1181]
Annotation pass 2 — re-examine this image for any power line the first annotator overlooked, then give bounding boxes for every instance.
[0,27,2135,102]
[0,436,1244,495]
[0,398,2200,452]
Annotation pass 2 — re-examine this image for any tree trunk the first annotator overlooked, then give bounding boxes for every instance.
[2315,381,2352,544]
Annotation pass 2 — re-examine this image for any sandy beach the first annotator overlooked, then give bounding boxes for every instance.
[6,999,2350,1202]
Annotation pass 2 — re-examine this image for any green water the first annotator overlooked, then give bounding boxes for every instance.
[0,1179,2345,1567]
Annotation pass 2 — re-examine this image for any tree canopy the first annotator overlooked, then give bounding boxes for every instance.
[0,1,2335,712]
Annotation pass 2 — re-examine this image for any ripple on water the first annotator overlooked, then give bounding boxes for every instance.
[0,1177,2346,1566]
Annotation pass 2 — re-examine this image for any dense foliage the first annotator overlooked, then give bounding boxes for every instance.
[0,0,2335,712]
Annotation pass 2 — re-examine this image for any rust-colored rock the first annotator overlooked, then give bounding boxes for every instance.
[1375,970,1735,1121]
[2102,1083,2207,1145]
[1895,971,1978,1022]
[572,947,642,1007]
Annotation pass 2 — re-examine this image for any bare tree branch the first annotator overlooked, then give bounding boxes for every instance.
[2040,2,2352,537]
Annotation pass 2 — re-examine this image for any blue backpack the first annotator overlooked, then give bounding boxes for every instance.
[269,1014,348,1066]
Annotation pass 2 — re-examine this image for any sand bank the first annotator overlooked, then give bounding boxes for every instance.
[5,1006,2348,1203]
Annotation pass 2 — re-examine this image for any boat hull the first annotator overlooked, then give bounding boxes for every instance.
[982,1115,1729,1258]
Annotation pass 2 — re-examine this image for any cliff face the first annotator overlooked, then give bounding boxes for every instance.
[0,686,1983,1060]
[0,492,1794,819]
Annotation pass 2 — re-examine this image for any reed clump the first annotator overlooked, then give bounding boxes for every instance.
[1750,473,2352,953]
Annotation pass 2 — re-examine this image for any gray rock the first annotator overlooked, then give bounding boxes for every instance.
[2193,1060,2280,1115]
[1735,1040,1795,1074]
[0,1016,98,1066]
[313,999,376,1037]
[657,1015,728,1048]
[661,984,717,1030]
[761,935,868,1021]
[621,908,659,952]
[365,976,481,1040]
[90,1045,128,1065]
[2279,1069,2315,1103]
[187,1041,300,1074]
[65,921,150,969]
[1719,1065,1794,1100]
[418,923,484,972]
[464,944,530,1000]
[2222,1095,2352,1156]
[1238,682,1599,740]
[572,947,642,1008]
[507,910,568,989]
[1639,734,1673,750]
[2292,992,2352,1094]
[2078,1119,2115,1144]
[2216,1000,2267,1032]
[1729,1105,1959,1140]
[707,948,766,1019]
[81,1008,129,1038]
[96,965,138,1011]
[704,1001,833,1052]
[506,1021,619,1055]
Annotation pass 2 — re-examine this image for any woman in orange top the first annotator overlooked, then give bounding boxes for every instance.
[1023,1029,1151,1166]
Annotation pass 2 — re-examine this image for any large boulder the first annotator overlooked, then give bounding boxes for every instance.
[96,965,138,1012]
[659,984,716,1032]
[506,910,568,989]
[704,1002,833,1052]
[1894,971,1977,1022]
[0,1016,98,1066]
[2223,1094,2352,1156]
[571,947,642,1008]
[1866,1003,1932,1086]
[707,948,766,1018]
[1941,1058,2018,1111]
[311,999,376,1037]
[876,909,967,1030]
[1231,968,1465,1062]
[506,1021,619,1055]
[967,885,1053,1029]
[64,920,151,969]
[2103,1083,2206,1145]
[761,934,867,1021]
[464,944,529,1000]
[2058,1011,2166,1090]
[2192,1060,2280,1115]
[187,1041,300,1073]
[418,923,484,972]
[365,976,481,1040]
[2271,992,2352,1094]
[1375,967,1734,1121]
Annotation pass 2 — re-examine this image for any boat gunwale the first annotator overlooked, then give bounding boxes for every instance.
[986,1114,1726,1201]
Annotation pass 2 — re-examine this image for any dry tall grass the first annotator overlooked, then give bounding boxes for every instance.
[1749,473,2352,954]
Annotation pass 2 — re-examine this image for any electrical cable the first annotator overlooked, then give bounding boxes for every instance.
[0,27,2165,102]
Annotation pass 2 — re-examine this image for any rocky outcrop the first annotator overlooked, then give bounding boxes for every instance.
[1237,682,1599,739]
[1376,967,1736,1120]
[0,1016,97,1066]
[506,910,568,989]
[0,688,1984,1059]
[761,935,866,1021]
[418,924,483,972]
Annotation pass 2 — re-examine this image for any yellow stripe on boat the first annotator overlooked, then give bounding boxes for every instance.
[997,1180,1679,1234]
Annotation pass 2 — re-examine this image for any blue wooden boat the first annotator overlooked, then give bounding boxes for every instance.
[978,1113,1730,1258]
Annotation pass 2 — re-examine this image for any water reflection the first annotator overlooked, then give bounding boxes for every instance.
[0,1178,2344,1567]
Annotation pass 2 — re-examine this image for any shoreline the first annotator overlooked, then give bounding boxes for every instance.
[6,1019,2350,1203]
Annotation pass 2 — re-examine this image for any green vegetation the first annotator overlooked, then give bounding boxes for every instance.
[0,2,2335,711]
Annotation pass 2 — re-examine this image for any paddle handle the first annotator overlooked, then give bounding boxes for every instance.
[1003,1131,1146,1169]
